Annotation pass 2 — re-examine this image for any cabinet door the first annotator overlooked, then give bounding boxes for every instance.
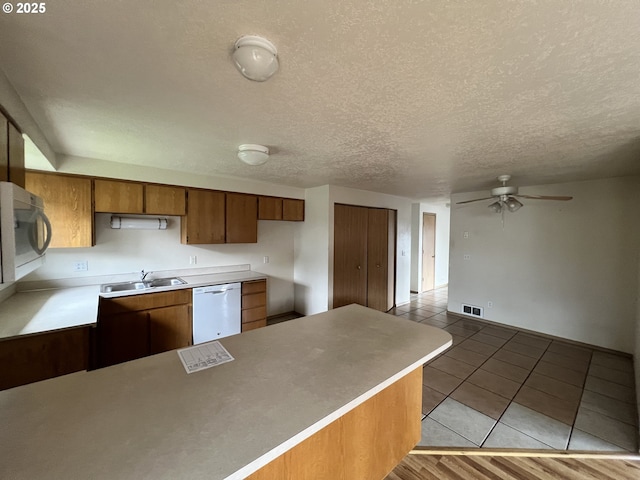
[149,304,192,354]
[0,327,89,391]
[8,122,25,188]
[26,172,94,248]
[282,199,304,221]
[366,209,389,312]
[0,112,7,182]
[226,193,257,243]
[94,179,144,213]
[258,196,283,220]
[145,184,186,215]
[98,311,150,368]
[181,189,225,244]
[333,204,368,308]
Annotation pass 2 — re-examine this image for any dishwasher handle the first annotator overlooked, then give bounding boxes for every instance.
[193,283,242,295]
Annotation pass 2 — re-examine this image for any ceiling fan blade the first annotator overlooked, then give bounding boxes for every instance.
[515,194,573,201]
[456,196,495,205]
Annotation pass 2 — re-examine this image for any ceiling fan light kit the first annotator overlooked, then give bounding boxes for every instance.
[232,35,279,82]
[458,174,573,215]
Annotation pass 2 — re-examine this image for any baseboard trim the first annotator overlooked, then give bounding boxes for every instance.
[410,447,639,460]
[448,310,632,358]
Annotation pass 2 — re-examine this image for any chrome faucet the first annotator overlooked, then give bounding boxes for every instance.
[140,270,152,281]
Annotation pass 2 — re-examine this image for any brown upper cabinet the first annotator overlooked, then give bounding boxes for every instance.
[258,196,283,220]
[8,122,25,188]
[226,193,258,243]
[94,179,144,213]
[95,179,186,216]
[283,199,304,221]
[25,172,95,248]
[0,112,26,188]
[181,189,226,244]
[145,184,186,215]
[258,196,304,221]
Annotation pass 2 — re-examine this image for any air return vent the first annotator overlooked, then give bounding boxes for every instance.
[461,304,483,318]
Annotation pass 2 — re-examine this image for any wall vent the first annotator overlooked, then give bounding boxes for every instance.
[461,304,483,318]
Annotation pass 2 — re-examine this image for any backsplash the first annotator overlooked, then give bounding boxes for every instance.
[22,214,296,315]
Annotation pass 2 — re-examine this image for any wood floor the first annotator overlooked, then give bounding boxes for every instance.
[385,451,640,479]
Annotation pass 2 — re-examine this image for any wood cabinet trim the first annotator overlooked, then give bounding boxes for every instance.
[99,289,192,315]
[0,327,89,391]
[242,279,267,295]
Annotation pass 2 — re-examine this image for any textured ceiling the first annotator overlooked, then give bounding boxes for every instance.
[1,0,639,200]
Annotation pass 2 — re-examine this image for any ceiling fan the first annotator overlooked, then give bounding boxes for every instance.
[456,175,573,213]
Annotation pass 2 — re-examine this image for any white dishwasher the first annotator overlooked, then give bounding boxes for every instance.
[192,283,242,344]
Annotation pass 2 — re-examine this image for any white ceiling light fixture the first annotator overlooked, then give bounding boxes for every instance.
[237,144,269,166]
[232,35,279,82]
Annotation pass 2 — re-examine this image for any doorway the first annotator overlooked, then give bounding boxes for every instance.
[421,213,436,292]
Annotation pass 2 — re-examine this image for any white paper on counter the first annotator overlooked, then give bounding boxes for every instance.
[177,341,235,374]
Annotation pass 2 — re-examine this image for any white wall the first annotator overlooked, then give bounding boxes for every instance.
[449,176,640,353]
[410,202,450,292]
[293,186,330,315]
[26,215,296,315]
[0,70,57,168]
[295,185,413,315]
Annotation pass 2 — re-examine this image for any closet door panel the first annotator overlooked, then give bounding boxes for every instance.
[366,208,389,312]
[333,204,368,308]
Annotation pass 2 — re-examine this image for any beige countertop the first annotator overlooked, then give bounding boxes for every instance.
[0,270,267,340]
[0,304,452,480]
[99,270,268,299]
[0,285,100,340]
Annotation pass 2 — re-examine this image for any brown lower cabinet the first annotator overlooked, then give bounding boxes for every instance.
[97,290,192,368]
[241,280,267,331]
[0,327,89,391]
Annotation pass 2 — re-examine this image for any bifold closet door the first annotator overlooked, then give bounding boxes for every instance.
[333,204,368,308]
[366,208,389,312]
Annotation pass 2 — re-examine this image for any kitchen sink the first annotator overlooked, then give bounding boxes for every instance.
[145,277,187,288]
[100,277,186,293]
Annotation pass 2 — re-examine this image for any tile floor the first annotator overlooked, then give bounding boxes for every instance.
[390,286,639,452]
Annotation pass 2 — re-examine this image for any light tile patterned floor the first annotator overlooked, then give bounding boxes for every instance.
[395,286,639,452]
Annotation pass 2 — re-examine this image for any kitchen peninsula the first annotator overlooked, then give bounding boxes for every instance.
[0,304,452,480]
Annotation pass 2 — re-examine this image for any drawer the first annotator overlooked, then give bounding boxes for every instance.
[100,289,191,315]
[242,319,267,332]
[242,292,266,310]
[242,280,266,295]
[242,306,267,324]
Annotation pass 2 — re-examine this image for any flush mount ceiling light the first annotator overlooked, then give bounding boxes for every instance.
[237,144,269,166]
[232,35,279,82]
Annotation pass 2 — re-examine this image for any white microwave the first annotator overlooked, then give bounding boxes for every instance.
[0,182,52,283]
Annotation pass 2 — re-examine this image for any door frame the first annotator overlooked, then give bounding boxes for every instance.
[421,213,436,292]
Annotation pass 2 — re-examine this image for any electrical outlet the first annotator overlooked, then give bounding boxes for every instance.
[463,231,469,238]
[463,254,471,260]
[73,261,88,272]
[189,256,197,265]
[487,301,493,308]
[263,256,269,264]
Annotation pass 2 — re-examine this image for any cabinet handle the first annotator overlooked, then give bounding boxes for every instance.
[357,265,361,270]
[376,264,381,268]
